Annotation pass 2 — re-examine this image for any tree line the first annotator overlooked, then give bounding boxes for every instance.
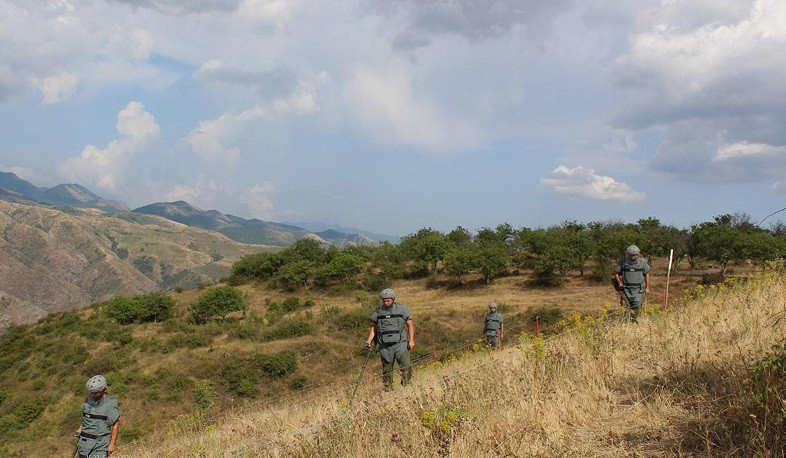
[228,213,786,291]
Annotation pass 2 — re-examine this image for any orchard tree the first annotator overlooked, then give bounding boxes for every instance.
[400,228,452,274]
[191,286,246,323]
[443,244,478,284]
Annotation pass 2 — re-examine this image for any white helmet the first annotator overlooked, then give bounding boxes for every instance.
[86,374,107,393]
[626,245,641,255]
[488,302,498,309]
[379,288,395,300]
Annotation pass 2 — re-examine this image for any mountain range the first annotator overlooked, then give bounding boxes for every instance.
[0,171,394,247]
[0,170,398,329]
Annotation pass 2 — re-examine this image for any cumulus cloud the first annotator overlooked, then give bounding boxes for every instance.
[57,101,160,191]
[346,62,479,150]
[541,165,646,202]
[714,141,786,161]
[193,59,299,100]
[238,182,274,219]
[30,71,78,105]
[368,0,572,51]
[611,0,786,189]
[182,84,319,163]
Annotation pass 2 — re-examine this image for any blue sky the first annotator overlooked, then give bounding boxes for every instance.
[1,0,785,236]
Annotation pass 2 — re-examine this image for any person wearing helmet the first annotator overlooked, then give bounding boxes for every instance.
[483,302,504,349]
[75,375,120,457]
[613,245,651,322]
[365,288,415,390]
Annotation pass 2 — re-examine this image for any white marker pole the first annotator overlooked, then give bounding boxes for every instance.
[664,249,674,309]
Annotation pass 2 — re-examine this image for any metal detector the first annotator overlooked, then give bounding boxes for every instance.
[349,342,376,407]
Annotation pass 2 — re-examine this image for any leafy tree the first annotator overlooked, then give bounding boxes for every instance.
[231,251,284,279]
[443,244,478,284]
[447,226,472,246]
[190,286,246,323]
[313,252,364,287]
[400,228,452,273]
[281,238,327,264]
[475,240,509,284]
[533,244,575,286]
[105,292,174,324]
[276,260,315,291]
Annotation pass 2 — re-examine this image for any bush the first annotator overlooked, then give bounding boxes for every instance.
[190,286,246,323]
[105,292,175,324]
[262,320,316,341]
[260,350,298,378]
[220,359,259,397]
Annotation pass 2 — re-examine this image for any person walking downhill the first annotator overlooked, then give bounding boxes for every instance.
[613,245,651,322]
[366,288,415,391]
[483,302,504,349]
[75,375,120,458]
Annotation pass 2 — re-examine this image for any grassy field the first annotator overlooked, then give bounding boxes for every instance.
[124,263,786,457]
[1,257,780,456]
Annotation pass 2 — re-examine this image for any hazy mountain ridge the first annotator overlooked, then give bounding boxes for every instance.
[0,171,389,248]
[0,200,267,329]
[133,201,380,247]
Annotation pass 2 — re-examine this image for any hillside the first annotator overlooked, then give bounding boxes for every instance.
[0,200,271,328]
[125,265,786,457]
[2,259,784,456]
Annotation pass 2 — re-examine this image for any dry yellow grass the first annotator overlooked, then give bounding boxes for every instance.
[121,265,786,457]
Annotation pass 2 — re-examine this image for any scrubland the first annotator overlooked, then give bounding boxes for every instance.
[124,264,786,457]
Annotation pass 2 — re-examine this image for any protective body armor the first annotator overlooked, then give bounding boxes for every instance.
[616,257,650,287]
[371,303,410,345]
[484,312,503,336]
[78,393,120,458]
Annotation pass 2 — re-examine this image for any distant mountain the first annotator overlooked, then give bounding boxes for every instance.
[0,171,47,197]
[0,170,384,248]
[283,221,400,243]
[0,187,47,206]
[38,183,130,212]
[133,201,377,247]
[0,172,128,212]
[0,200,268,329]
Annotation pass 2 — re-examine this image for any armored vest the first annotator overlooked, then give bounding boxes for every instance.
[617,257,649,286]
[81,393,120,437]
[372,303,410,345]
[484,312,503,333]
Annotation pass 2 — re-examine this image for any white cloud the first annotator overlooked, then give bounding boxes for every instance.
[541,165,646,202]
[715,141,786,161]
[57,101,160,191]
[238,182,274,219]
[346,62,479,150]
[182,86,319,163]
[31,71,78,105]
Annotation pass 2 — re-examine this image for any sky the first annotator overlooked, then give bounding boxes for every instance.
[1,0,785,236]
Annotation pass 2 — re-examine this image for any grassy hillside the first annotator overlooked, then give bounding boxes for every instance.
[2,258,784,456]
[0,201,273,328]
[121,264,786,457]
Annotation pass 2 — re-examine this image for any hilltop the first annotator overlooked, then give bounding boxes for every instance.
[0,200,270,328]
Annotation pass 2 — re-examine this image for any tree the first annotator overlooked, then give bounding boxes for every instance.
[400,228,452,274]
[443,244,478,284]
[231,251,284,279]
[276,260,315,291]
[475,240,509,285]
[191,286,246,323]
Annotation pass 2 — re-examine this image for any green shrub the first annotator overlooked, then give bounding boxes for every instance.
[165,332,213,349]
[290,375,307,390]
[262,320,315,341]
[220,359,259,397]
[193,379,217,414]
[260,350,297,378]
[190,286,246,323]
[105,292,175,324]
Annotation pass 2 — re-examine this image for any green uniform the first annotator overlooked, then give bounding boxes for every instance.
[614,256,650,320]
[484,311,504,348]
[77,393,119,458]
[370,303,412,389]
